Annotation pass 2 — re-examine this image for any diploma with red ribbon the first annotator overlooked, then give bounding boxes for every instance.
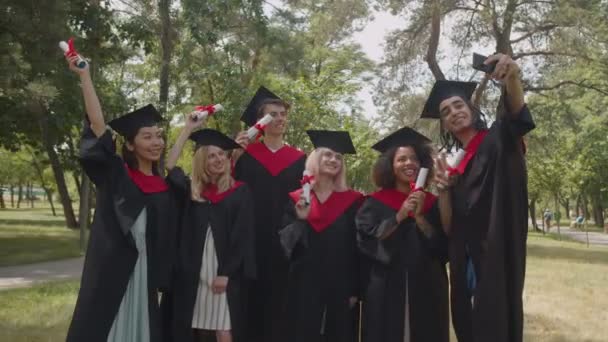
[447,149,466,176]
[59,38,87,68]
[300,170,314,205]
[413,167,429,192]
[246,113,273,141]
[193,104,223,121]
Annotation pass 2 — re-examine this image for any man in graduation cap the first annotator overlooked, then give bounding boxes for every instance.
[422,53,535,342]
[279,130,363,342]
[232,87,306,342]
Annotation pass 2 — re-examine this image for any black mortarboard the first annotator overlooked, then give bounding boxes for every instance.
[189,129,241,150]
[108,104,163,137]
[420,80,478,119]
[306,130,357,154]
[240,86,282,127]
[371,127,431,153]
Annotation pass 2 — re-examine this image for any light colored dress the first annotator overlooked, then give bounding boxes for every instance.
[191,227,231,330]
[107,208,150,342]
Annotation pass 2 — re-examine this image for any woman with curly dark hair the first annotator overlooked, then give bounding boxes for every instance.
[356,127,450,342]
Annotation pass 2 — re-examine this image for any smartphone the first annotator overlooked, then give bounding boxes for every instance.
[472,53,497,74]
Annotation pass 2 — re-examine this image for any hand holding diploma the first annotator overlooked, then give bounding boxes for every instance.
[246,114,273,141]
[300,171,314,205]
[59,38,87,69]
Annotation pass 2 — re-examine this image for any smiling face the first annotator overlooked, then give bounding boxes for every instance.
[204,145,228,178]
[262,103,288,136]
[392,146,420,185]
[439,96,474,134]
[318,148,344,178]
[126,125,165,162]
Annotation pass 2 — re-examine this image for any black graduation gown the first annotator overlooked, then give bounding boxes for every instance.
[233,141,306,342]
[163,167,255,342]
[279,189,363,342]
[448,105,535,342]
[356,190,449,342]
[67,127,175,342]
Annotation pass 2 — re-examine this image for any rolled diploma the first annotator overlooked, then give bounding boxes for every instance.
[246,114,273,140]
[193,104,223,121]
[58,41,87,68]
[302,170,312,205]
[415,167,429,190]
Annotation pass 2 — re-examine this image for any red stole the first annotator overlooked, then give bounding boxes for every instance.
[289,188,363,232]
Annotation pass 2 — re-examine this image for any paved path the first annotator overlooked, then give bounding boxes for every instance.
[0,257,83,291]
[532,219,608,247]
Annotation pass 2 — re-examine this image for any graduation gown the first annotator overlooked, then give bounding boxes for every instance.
[279,188,363,342]
[448,105,535,342]
[356,189,449,342]
[233,141,306,341]
[67,127,175,342]
[164,167,255,342]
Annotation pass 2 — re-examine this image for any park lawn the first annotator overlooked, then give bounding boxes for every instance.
[0,232,606,341]
[0,207,82,267]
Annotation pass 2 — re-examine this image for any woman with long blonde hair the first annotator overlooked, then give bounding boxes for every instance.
[164,115,255,342]
[279,130,363,342]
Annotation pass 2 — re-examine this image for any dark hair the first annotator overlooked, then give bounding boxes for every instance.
[121,128,163,176]
[256,98,291,120]
[372,143,434,189]
[439,98,487,150]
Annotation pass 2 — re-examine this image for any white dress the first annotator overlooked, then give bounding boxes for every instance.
[191,227,231,330]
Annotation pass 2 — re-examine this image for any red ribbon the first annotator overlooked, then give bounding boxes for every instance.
[254,123,266,141]
[194,104,217,116]
[64,37,79,58]
[300,174,315,185]
[447,167,459,176]
[409,181,423,193]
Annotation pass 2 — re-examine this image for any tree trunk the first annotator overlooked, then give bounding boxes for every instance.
[40,115,78,228]
[0,188,5,209]
[17,184,22,208]
[583,194,591,220]
[158,0,173,116]
[529,198,539,231]
[47,190,56,216]
[591,192,604,228]
[29,182,34,208]
[425,0,445,80]
[10,185,14,208]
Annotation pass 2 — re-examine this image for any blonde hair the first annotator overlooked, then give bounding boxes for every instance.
[305,147,348,192]
[191,145,234,202]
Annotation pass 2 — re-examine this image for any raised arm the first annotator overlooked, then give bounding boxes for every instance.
[166,113,205,171]
[485,53,525,115]
[66,55,106,137]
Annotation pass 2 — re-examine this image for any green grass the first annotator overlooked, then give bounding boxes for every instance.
[523,232,608,341]
[0,280,79,342]
[0,206,82,267]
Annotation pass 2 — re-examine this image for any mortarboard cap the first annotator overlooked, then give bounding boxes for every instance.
[306,130,357,155]
[240,86,282,127]
[421,80,477,119]
[189,129,241,150]
[108,104,163,138]
[371,127,431,153]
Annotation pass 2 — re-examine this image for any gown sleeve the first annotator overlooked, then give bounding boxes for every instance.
[278,200,310,261]
[420,202,449,263]
[79,126,121,186]
[355,198,403,265]
[166,167,190,198]
[499,104,535,138]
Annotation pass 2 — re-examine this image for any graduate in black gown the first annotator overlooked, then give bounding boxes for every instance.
[164,113,255,342]
[279,130,363,342]
[356,127,450,342]
[420,54,535,342]
[65,55,174,342]
[232,87,306,342]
